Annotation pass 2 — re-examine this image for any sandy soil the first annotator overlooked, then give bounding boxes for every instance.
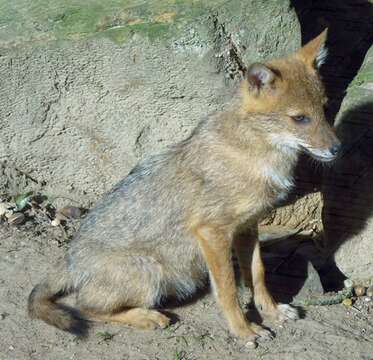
[0,223,372,360]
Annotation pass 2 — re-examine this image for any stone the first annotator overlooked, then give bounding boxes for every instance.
[323,45,373,281]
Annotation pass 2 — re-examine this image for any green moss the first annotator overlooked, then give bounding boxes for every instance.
[100,27,130,45]
[0,0,232,45]
[348,71,373,89]
[52,5,105,37]
[0,0,291,46]
[55,8,178,43]
[128,22,170,40]
[98,22,169,44]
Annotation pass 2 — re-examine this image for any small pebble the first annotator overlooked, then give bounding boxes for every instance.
[245,341,257,349]
[59,206,81,219]
[7,212,25,225]
[354,285,366,297]
[0,202,12,216]
[342,298,353,307]
[4,210,14,218]
[51,218,61,227]
[55,212,68,221]
[344,279,354,288]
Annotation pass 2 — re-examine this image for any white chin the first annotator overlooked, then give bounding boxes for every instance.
[310,153,337,162]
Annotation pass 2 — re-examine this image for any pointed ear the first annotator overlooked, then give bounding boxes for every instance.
[246,63,277,92]
[297,28,328,69]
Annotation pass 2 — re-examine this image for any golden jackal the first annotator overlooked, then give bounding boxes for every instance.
[28,30,340,347]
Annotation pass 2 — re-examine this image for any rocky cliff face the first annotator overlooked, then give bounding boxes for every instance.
[0,0,300,202]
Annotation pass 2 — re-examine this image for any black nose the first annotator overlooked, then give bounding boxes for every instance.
[330,143,341,156]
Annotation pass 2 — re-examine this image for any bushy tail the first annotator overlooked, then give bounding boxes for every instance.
[28,272,88,337]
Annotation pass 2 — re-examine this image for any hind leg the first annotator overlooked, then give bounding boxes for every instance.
[74,253,170,329]
[82,307,170,330]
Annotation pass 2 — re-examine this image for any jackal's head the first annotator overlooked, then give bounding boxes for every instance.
[241,29,341,162]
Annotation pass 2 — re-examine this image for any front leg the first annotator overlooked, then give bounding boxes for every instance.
[234,225,299,322]
[233,225,257,290]
[195,225,271,347]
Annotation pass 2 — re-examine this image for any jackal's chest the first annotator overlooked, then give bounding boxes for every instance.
[262,164,294,191]
[260,162,294,204]
[232,168,293,223]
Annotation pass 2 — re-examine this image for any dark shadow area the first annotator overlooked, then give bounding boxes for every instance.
[317,258,348,292]
[161,283,210,310]
[262,236,323,302]
[322,102,373,264]
[262,235,348,298]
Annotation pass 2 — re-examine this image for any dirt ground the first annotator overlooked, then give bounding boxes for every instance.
[1,223,372,360]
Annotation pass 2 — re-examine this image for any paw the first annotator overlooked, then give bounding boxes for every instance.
[258,302,299,322]
[242,332,259,349]
[133,310,170,330]
[235,323,274,349]
[146,310,171,328]
[250,323,274,342]
[276,304,299,322]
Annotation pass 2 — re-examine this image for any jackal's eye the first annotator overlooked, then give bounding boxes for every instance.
[292,115,311,124]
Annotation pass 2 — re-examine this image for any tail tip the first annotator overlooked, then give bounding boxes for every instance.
[67,317,90,338]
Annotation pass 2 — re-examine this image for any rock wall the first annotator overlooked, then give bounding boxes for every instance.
[323,45,373,281]
[0,0,300,205]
